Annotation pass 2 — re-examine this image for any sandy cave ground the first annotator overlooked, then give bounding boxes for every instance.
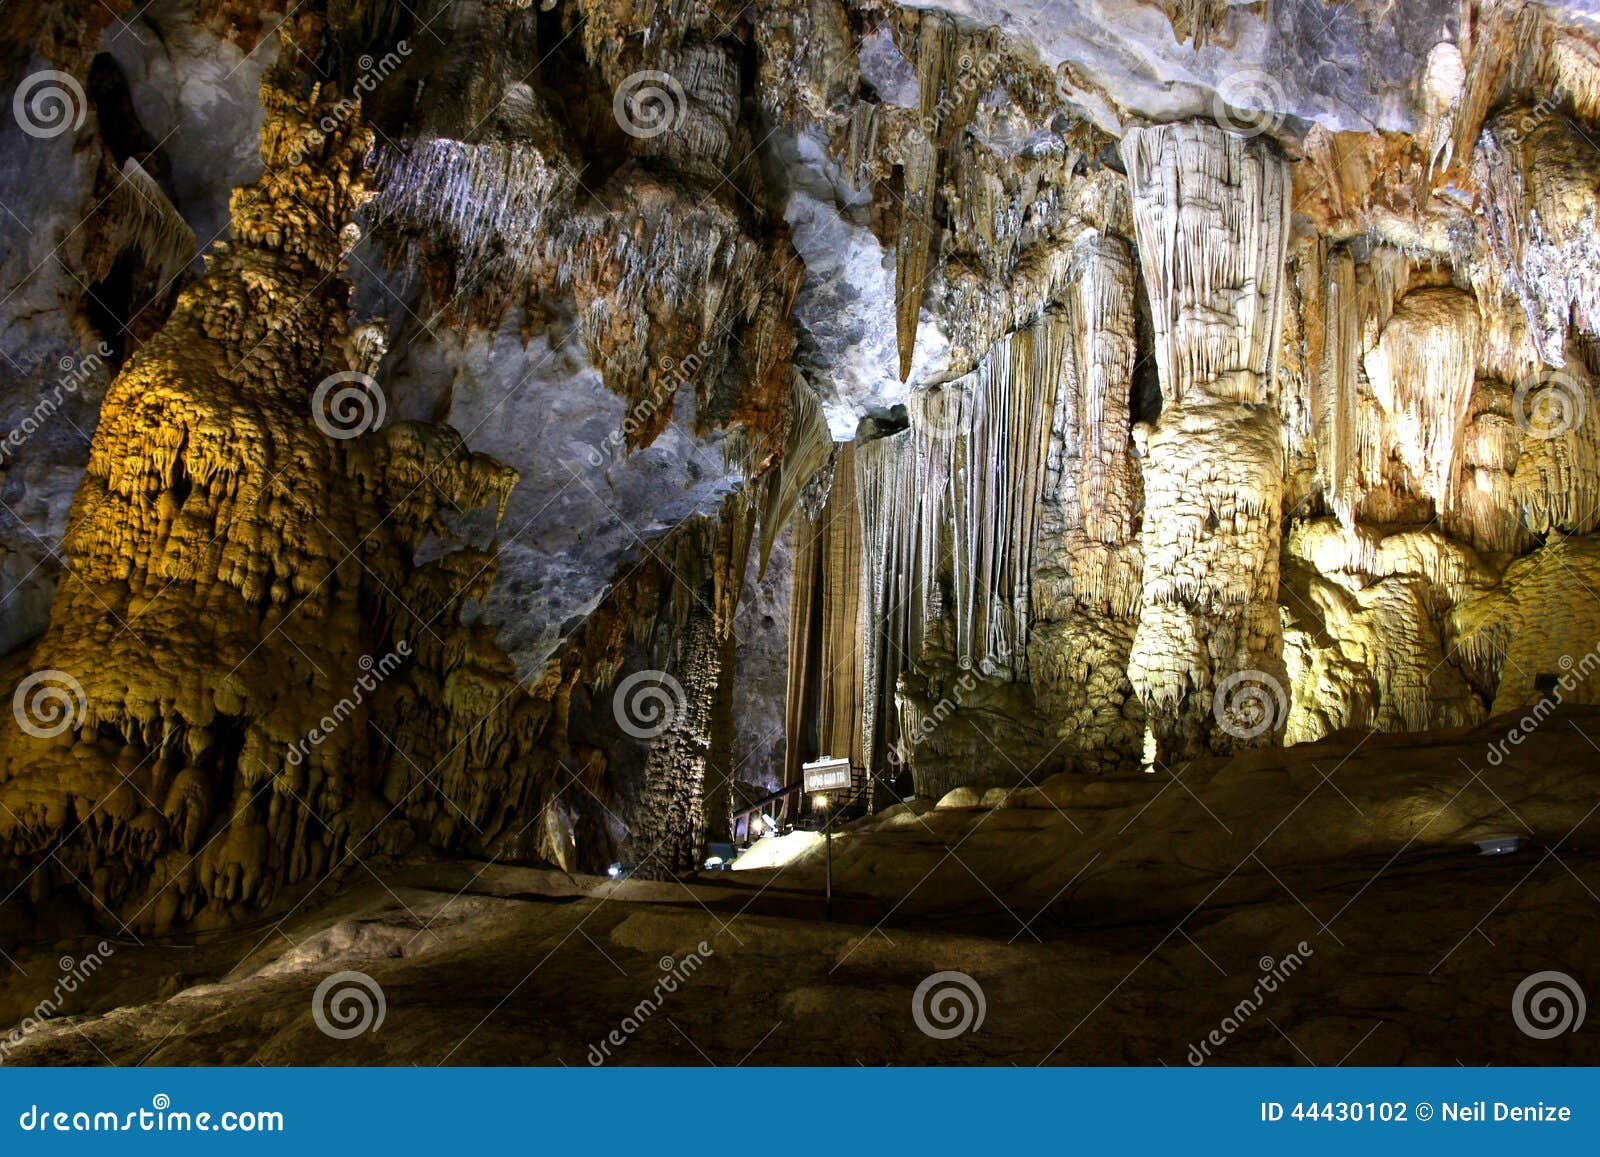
[3,706,1599,1066]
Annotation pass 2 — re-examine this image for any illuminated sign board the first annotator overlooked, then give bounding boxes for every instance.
[802,757,852,792]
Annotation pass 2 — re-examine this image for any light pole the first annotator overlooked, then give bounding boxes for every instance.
[814,791,833,922]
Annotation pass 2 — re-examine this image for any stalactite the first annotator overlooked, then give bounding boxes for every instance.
[1449,0,1600,175]
[1159,0,1232,48]
[911,319,1065,672]
[886,11,987,381]
[1122,123,1291,411]
[1472,110,1600,366]
[855,429,921,777]
[1316,247,1361,526]
[757,374,832,574]
[1362,287,1481,512]
[367,0,576,292]
[102,158,198,291]
[371,137,576,282]
[783,442,863,789]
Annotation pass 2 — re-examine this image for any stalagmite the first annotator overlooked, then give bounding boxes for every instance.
[1510,355,1600,538]
[0,11,532,930]
[1451,537,1600,715]
[1281,519,1494,743]
[621,499,752,879]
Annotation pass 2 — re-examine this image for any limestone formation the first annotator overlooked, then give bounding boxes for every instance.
[5,0,1600,940]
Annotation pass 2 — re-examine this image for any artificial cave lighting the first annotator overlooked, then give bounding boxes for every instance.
[0,0,1598,1072]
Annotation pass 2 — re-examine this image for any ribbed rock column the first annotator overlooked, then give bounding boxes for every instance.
[1120,122,1292,760]
[1031,232,1146,771]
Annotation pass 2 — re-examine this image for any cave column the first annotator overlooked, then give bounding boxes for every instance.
[1030,231,1147,772]
[1120,122,1293,759]
[629,604,723,879]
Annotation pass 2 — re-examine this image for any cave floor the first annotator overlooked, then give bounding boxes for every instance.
[5,709,1600,1066]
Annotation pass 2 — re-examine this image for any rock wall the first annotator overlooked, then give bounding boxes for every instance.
[6,0,1600,928]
